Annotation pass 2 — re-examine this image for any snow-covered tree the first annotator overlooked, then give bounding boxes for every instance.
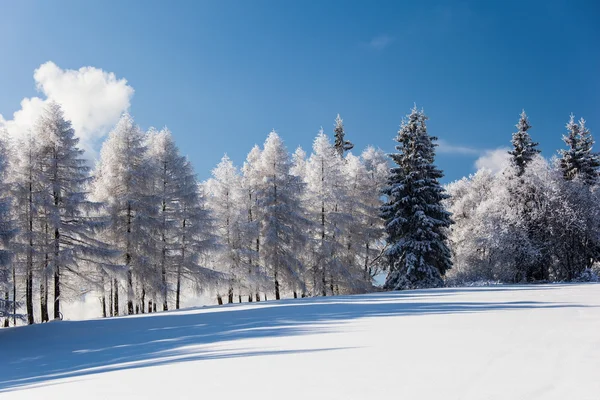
[381,106,453,290]
[509,110,540,177]
[205,155,249,303]
[333,114,354,157]
[255,131,307,299]
[241,145,265,301]
[0,134,17,324]
[91,113,157,315]
[33,102,110,320]
[147,128,217,310]
[559,115,600,185]
[356,147,389,282]
[304,130,349,295]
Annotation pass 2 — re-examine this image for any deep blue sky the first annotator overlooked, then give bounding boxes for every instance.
[1,0,598,182]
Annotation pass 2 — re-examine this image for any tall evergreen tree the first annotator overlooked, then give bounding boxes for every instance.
[333,114,354,157]
[380,106,453,290]
[559,114,600,185]
[509,110,540,176]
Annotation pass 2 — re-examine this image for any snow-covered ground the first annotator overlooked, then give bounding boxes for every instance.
[1,284,599,399]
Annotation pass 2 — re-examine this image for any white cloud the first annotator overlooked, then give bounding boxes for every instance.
[0,61,134,159]
[475,148,511,174]
[437,139,481,155]
[366,34,394,50]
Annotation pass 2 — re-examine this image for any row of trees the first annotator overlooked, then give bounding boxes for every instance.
[0,105,389,325]
[446,112,600,283]
[1,102,597,326]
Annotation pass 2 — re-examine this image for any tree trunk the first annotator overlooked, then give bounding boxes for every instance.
[109,279,114,317]
[238,294,242,303]
[40,275,49,323]
[26,268,34,324]
[141,287,146,313]
[217,295,223,305]
[153,302,157,312]
[148,300,153,313]
[127,270,134,315]
[293,291,297,299]
[114,278,119,316]
[175,265,182,310]
[101,278,107,318]
[228,286,234,304]
[12,265,17,326]
[3,292,8,327]
[248,295,253,302]
[274,273,280,300]
[255,292,260,302]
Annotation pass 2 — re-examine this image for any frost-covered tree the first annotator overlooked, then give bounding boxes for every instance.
[241,145,265,301]
[205,155,249,303]
[147,128,217,310]
[91,113,157,315]
[509,110,540,177]
[304,130,349,295]
[381,106,453,290]
[333,114,354,157]
[356,147,389,282]
[0,135,17,324]
[255,131,307,299]
[33,102,109,320]
[10,134,44,323]
[559,115,600,185]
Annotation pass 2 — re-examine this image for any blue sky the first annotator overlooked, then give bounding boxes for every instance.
[1,0,598,182]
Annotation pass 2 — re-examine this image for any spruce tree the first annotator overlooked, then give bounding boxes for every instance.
[560,115,600,185]
[333,114,354,157]
[380,106,453,290]
[509,110,540,176]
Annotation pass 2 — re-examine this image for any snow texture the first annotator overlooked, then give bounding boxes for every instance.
[1,284,599,399]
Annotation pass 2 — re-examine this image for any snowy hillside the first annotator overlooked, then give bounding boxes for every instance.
[1,284,599,399]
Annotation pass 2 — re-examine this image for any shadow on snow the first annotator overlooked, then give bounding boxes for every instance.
[0,284,592,392]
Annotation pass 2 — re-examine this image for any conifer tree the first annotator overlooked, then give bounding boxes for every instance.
[333,114,354,157]
[0,135,17,323]
[559,115,599,185]
[255,131,307,299]
[509,110,540,176]
[380,106,453,290]
[91,113,157,315]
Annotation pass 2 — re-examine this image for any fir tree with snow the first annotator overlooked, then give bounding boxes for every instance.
[380,106,453,290]
[509,110,540,177]
[333,114,354,157]
[559,114,600,185]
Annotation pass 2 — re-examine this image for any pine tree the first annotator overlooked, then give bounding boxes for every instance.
[509,110,540,177]
[560,115,599,185]
[380,106,453,290]
[333,114,354,157]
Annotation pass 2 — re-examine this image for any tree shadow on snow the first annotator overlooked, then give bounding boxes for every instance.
[0,284,593,392]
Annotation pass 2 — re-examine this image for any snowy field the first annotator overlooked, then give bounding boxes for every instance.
[1,284,599,400]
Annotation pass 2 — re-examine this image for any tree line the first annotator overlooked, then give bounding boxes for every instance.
[0,103,597,326]
[0,104,389,325]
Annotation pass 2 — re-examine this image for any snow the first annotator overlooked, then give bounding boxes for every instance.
[1,284,599,399]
